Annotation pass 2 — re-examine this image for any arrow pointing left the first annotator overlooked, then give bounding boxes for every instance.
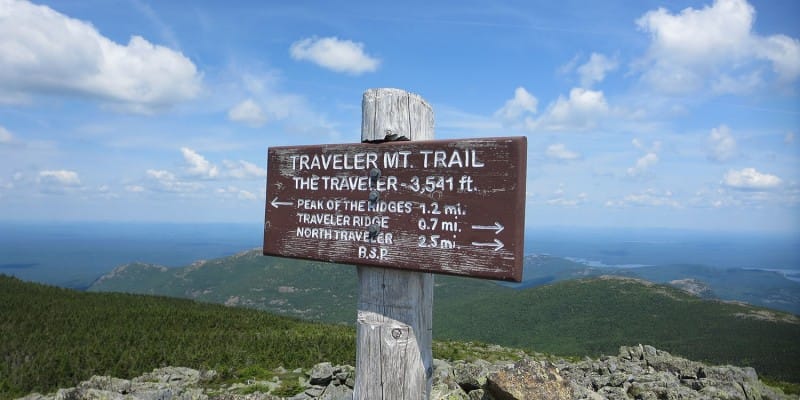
[271,197,293,208]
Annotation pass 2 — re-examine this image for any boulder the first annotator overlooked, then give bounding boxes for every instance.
[318,383,353,400]
[487,358,572,400]
[453,360,491,392]
[133,367,202,386]
[308,362,334,386]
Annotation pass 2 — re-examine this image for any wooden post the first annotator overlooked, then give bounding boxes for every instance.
[355,88,434,399]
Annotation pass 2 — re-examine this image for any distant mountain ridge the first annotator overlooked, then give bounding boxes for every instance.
[511,253,800,314]
[87,250,800,384]
[5,273,799,399]
[95,249,800,315]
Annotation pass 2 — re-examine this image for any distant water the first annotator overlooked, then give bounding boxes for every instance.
[523,227,800,282]
[2,222,799,289]
[0,222,262,289]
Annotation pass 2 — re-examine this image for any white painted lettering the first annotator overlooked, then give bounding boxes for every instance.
[293,176,319,190]
[420,150,433,168]
[384,152,399,168]
[471,149,484,167]
[357,245,389,260]
[434,150,447,167]
[399,151,411,168]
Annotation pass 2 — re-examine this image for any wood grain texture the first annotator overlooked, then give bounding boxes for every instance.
[362,88,433,142]
[356,88,434,399]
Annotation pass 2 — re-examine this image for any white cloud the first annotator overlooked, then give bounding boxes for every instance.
[290,36,379,75]
[38,170,80,186]
[723,168,782,190]
[94,184,118,199]
[0,0,201,112]
[557,54,581,76]
[606,189,679,208]
[145,169,202,193]
[627,153,659,177]
[226,72,340,138]
[0,125,13,143]
[146,169,174,181]
[495,87,538,121]
[37,169,81,193]
[545,143,580,161]
[786,132,796,144]
[708,125,737,162]
[628,139,661,177]
[757,33,800,83]
[577,53,618,87]
[228,99,267,127]
[635,0,800,94]
[216,185,257,201]
[180,147,218,179]
[238,190,256,200]
[710,71,763,95]
[496,87,610,132]
[527,88,609,131]
[547,192,588,207]
[223,160,266,180]
[125,185,145,193]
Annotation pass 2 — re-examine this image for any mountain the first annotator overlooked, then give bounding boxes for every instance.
[0,274,355,399]
[512,254,800,314]
[87,251,800,384]
[5,275,799,400]
[90,250,359,323]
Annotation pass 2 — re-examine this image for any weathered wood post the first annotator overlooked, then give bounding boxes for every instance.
[263,87,526,400]
[355,88,434,399]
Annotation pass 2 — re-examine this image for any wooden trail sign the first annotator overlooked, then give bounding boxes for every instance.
[263,88,527,399]
[263,136,527,282]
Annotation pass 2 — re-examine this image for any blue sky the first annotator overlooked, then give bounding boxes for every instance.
[0,0,798,233]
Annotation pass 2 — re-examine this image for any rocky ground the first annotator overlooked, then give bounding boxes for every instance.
[18,344,796,400]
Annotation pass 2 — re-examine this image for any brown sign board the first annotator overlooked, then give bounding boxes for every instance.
[263,136,527,282]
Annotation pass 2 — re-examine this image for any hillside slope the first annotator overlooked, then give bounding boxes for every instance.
[6,274,800,400]
[435,275,800,382]
[88,252,800,383]
[515,255,800,314]
[0,275,355,398]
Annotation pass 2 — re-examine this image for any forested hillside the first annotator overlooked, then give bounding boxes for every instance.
[0,275,355,398]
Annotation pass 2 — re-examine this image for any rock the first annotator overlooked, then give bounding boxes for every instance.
[134,367,202,386]
[15,344,798,400]
[309,362,334,386]
[319,383,353,400]
[487,358,572,400]
[619,344,646,361]
[597,385,628,399]
[466,389,489,400]
[640,347,704,379]
[627,371,698,400]
[703,365,759,383]
[17,394,49,400]
[453,359,490,391]
[430,385,470,399]
[78,376,132,394]
[304,385,325,397]
[332,365,352,385]
[669,278,714,298]
[432,359,460,391]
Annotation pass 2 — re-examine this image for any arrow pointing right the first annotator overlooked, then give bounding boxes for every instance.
[471,222,504,235]
[471,239,505,252]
